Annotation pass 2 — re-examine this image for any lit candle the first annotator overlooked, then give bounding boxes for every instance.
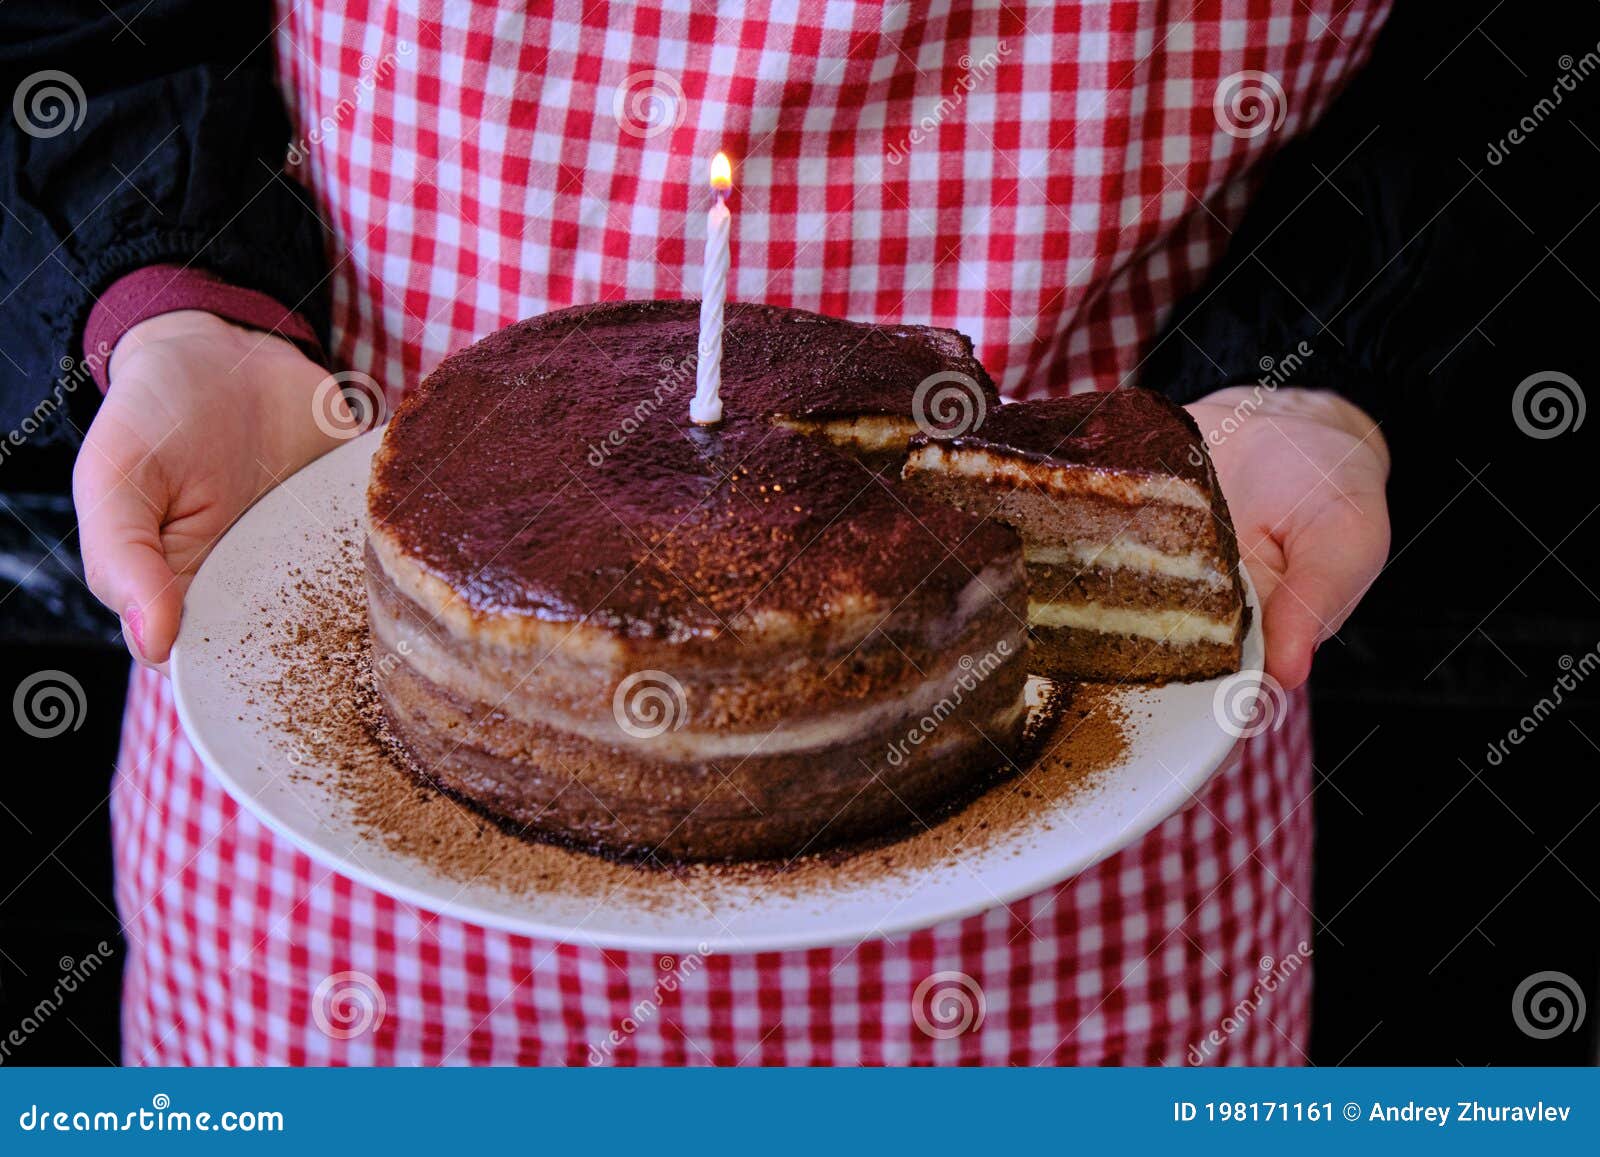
[692,151,733,425]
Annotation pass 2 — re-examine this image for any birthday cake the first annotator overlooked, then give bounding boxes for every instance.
[364,300,1244,862]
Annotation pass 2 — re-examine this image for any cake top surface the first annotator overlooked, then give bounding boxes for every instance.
[367,300,1014,640]
[925,388,1212,489]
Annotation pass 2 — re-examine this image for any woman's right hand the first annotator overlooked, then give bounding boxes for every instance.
[74,310,354,668]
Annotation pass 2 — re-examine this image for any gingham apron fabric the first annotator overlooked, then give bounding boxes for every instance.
[111,0,1387,1065]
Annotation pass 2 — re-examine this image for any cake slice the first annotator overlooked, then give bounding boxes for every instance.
[901,388,1245,683]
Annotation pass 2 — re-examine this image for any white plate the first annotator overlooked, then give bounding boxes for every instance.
[171,430,1264,953]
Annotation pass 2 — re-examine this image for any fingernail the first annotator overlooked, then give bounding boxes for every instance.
[124,603,145,658]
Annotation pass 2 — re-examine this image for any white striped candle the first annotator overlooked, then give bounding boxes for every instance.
[692,151,733,426]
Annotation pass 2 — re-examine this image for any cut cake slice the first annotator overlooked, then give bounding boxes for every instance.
[902,387,1246,683]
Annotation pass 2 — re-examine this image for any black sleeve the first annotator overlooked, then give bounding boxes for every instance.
[0,0,330,451]
[1141,2,1600,435]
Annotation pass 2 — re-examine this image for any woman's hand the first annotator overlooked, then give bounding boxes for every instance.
[1186,386,1391,691]
[74,310,352,667]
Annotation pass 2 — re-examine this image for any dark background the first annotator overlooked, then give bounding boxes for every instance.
[0,503,124,1065]
[2,0,1598,1065]
[1262,0,1600,1065]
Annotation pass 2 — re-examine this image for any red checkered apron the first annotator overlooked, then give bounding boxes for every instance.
[112,0,1387,1064]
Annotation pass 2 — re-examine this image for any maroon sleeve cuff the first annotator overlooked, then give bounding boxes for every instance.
[83,265,327,392]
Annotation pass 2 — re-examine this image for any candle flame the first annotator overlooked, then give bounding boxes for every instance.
[710,151,733,193]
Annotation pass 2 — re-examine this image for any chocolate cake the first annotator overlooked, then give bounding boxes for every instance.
[901,390,1246,682]
[366,301,1246,862]
[365,300,1030,862]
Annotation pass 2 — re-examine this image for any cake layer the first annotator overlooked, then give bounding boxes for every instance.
[1029,624,1241,684]
[907,441,1211,509]
[934,387,1215,487]
[1025,562,1241,618]
[368,300,1010,644]
[374,629,1029,861]
[902,445,1223,557]
[367,541,1029,760]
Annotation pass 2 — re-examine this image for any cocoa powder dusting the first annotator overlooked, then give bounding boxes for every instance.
[232,525,1131,912]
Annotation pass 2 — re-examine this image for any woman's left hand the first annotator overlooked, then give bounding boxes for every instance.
[1186,386,1392,690]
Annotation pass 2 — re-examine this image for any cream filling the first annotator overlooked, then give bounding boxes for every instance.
[1024,541,1229,586]
[1028,599,1239,645]
[906,442,1210,510]
[773,415,918,452]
